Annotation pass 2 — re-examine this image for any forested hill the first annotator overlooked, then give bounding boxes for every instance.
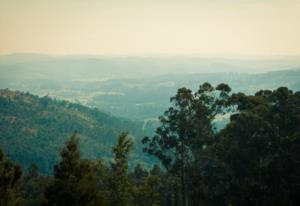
[0,89,148,174]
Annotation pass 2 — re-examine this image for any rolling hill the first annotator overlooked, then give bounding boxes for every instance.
[0,89,151,174]
[0,54,299,121]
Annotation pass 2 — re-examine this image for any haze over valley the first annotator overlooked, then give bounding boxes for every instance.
[1,1,300,205]
[1,53,299,121]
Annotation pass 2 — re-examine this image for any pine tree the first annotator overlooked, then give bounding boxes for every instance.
[109,132,134,206]
[131,163,148,185]
[44,133,108,206]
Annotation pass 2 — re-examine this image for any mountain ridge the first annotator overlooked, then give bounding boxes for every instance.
[0,89,150,174]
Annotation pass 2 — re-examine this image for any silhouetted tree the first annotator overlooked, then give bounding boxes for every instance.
[213,87,300,206]
[143,83,231,206]
[0,149,22,206]
[109,132,134,206]
[17,164,51,206]
[44,133,108,206]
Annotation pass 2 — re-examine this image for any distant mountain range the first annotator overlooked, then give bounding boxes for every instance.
[0,53,299,120]
[0,54,299,173]
[0,53,300,80]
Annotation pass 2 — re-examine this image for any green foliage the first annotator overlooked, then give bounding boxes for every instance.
[144,84,300,206]
[17,165,52,206]
[44,133,109,206]
[133,175,161,206]
[142,82,231,170]
[1,84,300,206]
[142,83,231,206]
[211,87,300,206]
[130,164,162,206]
[0,149,22,206]
[109,132,134,206]
[0,89,147,174]
[150,164,163,176]
[131,164,148,185]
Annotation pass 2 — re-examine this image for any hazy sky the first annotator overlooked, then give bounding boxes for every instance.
[0,0,300,56]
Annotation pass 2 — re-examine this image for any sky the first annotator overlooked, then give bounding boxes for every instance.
[0,0,300,56]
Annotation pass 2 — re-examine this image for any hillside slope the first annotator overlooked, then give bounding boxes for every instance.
[0,89,148,173]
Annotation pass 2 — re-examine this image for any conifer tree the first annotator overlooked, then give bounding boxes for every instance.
[131,163,148,185]
[44,133,107,206]
[109,132,134,206]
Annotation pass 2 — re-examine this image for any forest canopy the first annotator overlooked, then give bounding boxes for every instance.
[0,83,299,206]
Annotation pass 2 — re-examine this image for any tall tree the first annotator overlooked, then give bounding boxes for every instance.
[109,132,134,206]
[44,133,107,206]
[133,175,161,206]
[186,87,300,206]
[131,163,148,185]
[143,83,231,206]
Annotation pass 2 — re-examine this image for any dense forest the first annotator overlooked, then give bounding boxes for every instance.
[0,89,153,174]
[1,83,300,206]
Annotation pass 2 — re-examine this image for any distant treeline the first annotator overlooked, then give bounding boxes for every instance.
[1,83,300,206]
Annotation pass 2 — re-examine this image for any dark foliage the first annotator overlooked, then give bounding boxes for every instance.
[0,84,299,206]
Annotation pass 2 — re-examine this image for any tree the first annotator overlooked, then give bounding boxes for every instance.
[130,164,161,206]
[26,163,39,179]
[44,133,108,206]
[142,83,231,206]
[203,87,300,206]
[17,164,52,206]
[109,132,134,206]
[150,164,163,176]
[133,175,161,206]
[0,149,22,206]
[131,163,148,185]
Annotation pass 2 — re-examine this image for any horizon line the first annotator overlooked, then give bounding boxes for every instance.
[1,52,300,59]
